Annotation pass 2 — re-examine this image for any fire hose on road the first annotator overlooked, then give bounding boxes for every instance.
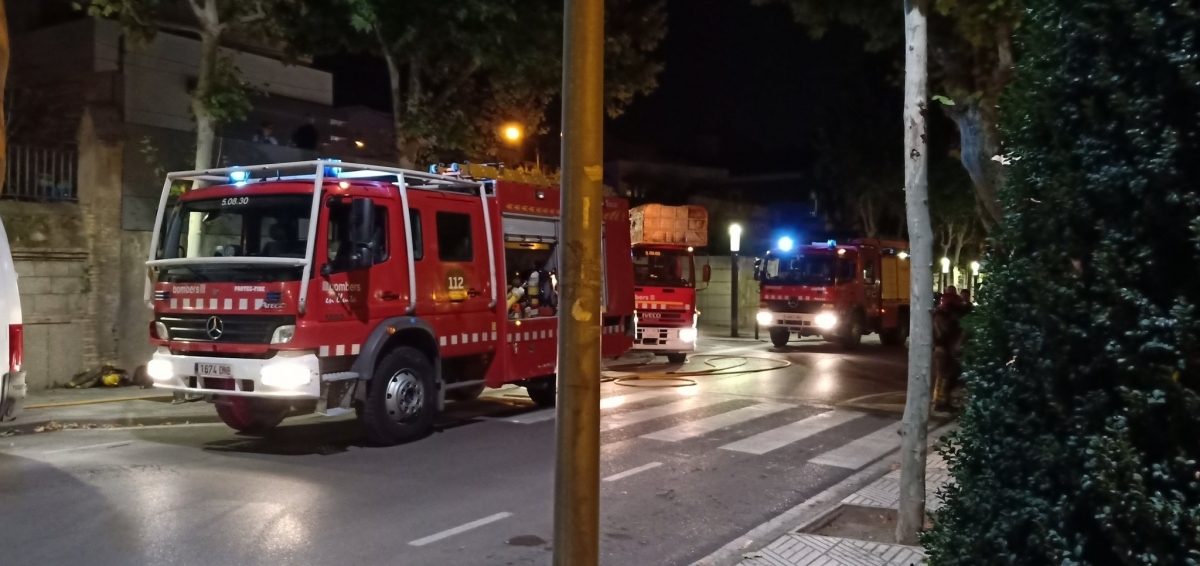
[601,355,792,388]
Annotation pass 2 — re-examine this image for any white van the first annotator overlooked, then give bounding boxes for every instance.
[0,217,23,420]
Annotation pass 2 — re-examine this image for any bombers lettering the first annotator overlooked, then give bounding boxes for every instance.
[634,294,657,301]
[171,284,205,294]
[323,281,362,293]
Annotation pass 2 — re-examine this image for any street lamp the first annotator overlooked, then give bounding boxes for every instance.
[729,224,742,338]
[970,261,981,295]
[503,124,522,142]
[940,257,951,291]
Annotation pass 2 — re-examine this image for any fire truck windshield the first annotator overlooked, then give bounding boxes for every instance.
[633,248,694,288]
[156,195,312,282]
[762,255,840,286]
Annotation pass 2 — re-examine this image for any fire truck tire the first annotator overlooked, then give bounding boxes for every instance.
[447,383,486,402]
[526,375,556,407]
[358,346,436,446]
[666,353,688,364]
[215,398,289,434]
[839,315,864,350]
[769,328,791,348]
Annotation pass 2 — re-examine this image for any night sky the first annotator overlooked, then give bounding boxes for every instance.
[320,0,904,176]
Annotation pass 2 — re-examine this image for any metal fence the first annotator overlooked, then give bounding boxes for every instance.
[2,145,78,202]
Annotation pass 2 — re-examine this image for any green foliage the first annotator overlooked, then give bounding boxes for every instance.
[196,55,255,124]
[282,0,664,164]
[923,0,1200,564]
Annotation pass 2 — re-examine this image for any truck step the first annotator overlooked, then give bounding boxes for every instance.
[321,371,360,382]
[317,407,353,417]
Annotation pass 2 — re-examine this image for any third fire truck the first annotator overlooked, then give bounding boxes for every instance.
[755,238,910,349]
[143,160,634,445]
[630,204,709,363]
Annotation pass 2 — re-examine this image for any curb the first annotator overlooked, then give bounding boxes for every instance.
[0,414,225,435]
[691,421,958,566]
[25,393,173,410]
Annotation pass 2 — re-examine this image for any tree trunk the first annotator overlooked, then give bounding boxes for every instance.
[187,5,221,257]
[380,40,421,168]
[951,226,966,287]
[948,100,1004,228]
[896,0,933,546]
[0,1,9,196]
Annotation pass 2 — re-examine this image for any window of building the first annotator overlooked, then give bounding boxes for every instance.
[436,212,473,262]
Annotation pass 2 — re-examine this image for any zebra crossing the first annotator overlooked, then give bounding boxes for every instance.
[487,389,902,472]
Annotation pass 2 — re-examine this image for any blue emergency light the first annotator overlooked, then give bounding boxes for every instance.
[229,170,249,186]
[777,237,794,252]
[322,159,342,178]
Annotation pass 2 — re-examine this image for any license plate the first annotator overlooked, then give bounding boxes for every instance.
[196,363,232,378]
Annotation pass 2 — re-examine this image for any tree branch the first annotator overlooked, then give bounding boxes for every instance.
[432,59,481,108]
[185,0,206,22]
[238,2,268,26]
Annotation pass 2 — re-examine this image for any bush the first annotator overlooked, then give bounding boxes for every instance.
[923,1,1200,564]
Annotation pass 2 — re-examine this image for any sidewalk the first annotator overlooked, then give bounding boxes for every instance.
[696,423,956,566]
[2,386,222,434]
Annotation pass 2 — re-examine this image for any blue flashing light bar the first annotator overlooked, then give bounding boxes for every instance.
[229,170,249,186]
[777,236,794,252]
[322,159,343,178]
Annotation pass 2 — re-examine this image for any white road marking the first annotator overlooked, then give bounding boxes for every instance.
[809,421,903,469]
[408,512,512,547]
[599,389,677,410]
[603,462,662,482]
[720,410,866,455]
[43,441,132,455]
[601,396,730,432]
[498,409,557,424]
[641,402,795,442]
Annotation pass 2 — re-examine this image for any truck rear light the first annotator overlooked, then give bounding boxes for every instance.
[9,324,23,372]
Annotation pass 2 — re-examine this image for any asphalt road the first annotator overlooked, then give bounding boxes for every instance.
[0,334,910,566]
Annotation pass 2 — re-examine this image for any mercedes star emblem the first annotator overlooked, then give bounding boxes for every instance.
[787,298,799,308]
[205,316,224,340]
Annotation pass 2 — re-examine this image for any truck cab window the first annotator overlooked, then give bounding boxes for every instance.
[863,259,877,284]
[436,212,473,262]
[837,258,857,283]
[409,210,424,260]
[505,241,558,319]
[326,200,388,273]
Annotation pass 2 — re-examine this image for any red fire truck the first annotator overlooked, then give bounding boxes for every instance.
[754,238,910,349]
[629,205,709,363]
[143,160,634,445]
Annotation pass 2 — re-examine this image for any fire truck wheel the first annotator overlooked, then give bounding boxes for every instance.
[666,353,688,364]
[769,327,791,348]
[215,397,289,434]
[839,316,864,350]
[526,375,556,407]
[359,346,436,446]
[446,383,486,402]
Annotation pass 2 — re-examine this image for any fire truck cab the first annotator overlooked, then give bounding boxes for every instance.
[754,238,910,350]
[629,205,709,363]
[144,161,634,445]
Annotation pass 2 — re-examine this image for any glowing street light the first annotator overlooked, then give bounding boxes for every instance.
[503,124,523,142]
[729,223,742,253]
[941,257,951,273]
[729,223,743,338]
[970,261,980,275]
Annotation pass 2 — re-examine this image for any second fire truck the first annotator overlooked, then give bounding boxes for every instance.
[143,161,634,445]
[629,204,709,363]
[755,238,910,349]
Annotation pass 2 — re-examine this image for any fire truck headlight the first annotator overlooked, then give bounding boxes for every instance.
[261,362,312,389]
[270,325,296,345]
[678,327,697,343]
[756,311,774,326]
[147,359,174,382]
[815,312,839,330]
[154,321,169,340]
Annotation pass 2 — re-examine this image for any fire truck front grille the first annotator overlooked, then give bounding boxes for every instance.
[637,310,689,324]
[764,300,823,314]
[158,314,295,344]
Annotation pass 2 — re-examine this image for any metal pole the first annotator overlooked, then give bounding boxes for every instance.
[554,0,603,562]
[731,252,739,337]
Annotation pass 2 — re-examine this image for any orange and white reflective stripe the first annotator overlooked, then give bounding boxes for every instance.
[439,330,500,347]
[635,301,690,311]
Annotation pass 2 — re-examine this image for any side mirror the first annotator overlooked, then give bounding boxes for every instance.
[753,258,763,281]
[349,198,375,269]
[702,264,712,283]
